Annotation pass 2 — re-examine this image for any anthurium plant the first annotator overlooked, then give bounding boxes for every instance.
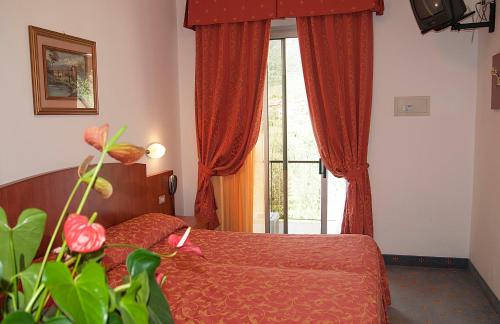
[0,125,200,324]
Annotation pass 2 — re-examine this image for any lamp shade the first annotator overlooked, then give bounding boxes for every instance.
[146,143,166,159]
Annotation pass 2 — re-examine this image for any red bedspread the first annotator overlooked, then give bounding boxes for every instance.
[105,214,390,323]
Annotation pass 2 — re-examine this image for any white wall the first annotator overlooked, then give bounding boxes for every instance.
[174,0,479,258]
[470,3,500,298]
[0,0,183,211]
[175,0,198,216]
[371,0,477,258]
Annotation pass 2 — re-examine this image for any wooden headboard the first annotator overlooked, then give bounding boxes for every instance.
[0,163,175,254]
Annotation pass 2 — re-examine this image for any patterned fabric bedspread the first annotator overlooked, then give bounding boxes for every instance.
[105,214,390,323]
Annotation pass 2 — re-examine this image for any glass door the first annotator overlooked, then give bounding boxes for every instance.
[265,37,346,235]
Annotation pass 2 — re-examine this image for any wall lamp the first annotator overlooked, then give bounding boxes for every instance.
[146,143,166,159]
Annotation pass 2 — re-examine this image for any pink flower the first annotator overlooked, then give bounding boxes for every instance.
[107,144,146,165]
[167,227,203,256]
[83,125,146,165]
[64,214,106,253]
[84,124,109,151]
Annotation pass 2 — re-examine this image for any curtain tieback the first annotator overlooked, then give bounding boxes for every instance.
[345,163,369,182]
[198,161,213,179]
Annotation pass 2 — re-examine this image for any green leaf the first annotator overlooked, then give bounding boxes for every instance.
[111,272,150,324]
[5,291,25,312]
[0,207,11,278]
[118,298,148,324]
[19,263,42,304]
[125,271,149,305]
[0,261,8,293]
[126,249,173,324]
[0,208,47,280]
[44,316,73,324]
[17,291,26,310]
[14,209,47,270]
[43,262,109,324]
[108,288,118,313]
[2,311,35,324]
[145,281,173,324]
[0,206,6,221]
[107,312,124,324]
[126,249,160,278]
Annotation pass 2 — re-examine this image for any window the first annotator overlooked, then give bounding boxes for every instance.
[254,25,347,235]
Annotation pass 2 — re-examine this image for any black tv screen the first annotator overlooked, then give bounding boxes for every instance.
[410,0,466,33]
[414,0,444,19]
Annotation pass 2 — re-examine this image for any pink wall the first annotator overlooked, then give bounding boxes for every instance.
[175,0,198,216]
[0,0,184,212]
[371,0,477,258]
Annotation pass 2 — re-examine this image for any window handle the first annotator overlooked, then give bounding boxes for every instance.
[319,158,326,179]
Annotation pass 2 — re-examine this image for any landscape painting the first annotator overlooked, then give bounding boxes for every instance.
[44,47,94,108]
[29,26,98,115]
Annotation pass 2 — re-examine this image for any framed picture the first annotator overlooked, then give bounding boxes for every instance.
[28,26,98,115]
[492,53,500,110]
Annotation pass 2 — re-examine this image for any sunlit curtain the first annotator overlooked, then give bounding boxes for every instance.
[252,114,267,233]
[213,112,267,233]
[213,151,255,232]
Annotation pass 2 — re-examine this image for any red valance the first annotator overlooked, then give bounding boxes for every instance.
[184,0,384,29]
[278,0,384,18]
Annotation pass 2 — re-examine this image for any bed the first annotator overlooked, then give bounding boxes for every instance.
[104,213,390,323]
[0,163,390,323]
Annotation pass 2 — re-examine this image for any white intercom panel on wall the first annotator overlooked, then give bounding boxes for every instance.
[394,96,430,117]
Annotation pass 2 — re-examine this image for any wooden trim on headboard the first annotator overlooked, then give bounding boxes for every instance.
[0,163,175,255]
[146,170,175,216]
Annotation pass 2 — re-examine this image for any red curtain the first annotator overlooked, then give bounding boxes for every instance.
[297,12,375,236]
[195,21,271,229]
[278,0,384,17]
[184,0,276,28]
[184,0,383,28]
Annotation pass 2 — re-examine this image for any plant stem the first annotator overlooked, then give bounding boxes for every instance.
[34,293,51,321]
[105,243,142,250]
[106,126,127,150]
[33,179,82,291]
[105,243,178,258]
[8,230,18,311]
[113,283,131,293]
[24,258,74,315]
[88,211,98,224]
[64,256,76,267]
[55,242,67,263]
[71,254,82,277]
[76,152,107,215]
[24,284,45,313]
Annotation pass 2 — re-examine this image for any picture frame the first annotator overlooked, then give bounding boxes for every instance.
[28,26,99,115]
[491,53,500,110]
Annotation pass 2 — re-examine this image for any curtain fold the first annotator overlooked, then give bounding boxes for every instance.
[213,151,254,232]
[195,20,271,229]
[296,12,375,236]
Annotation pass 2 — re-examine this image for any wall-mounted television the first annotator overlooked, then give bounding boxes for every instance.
[410,0,467,34]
